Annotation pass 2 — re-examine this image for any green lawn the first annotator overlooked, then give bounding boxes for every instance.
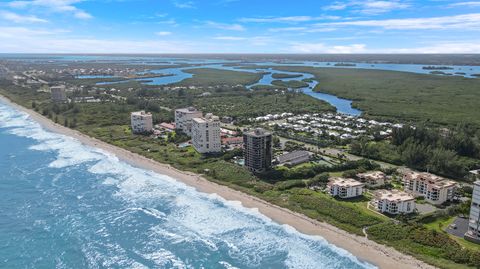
[424,216,480,252]
[271,73,303,79]
[271,79,309,89]
[177,68,264,86]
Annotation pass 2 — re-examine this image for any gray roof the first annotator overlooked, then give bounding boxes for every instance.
[245,128,272,137]
[276,150,311,164]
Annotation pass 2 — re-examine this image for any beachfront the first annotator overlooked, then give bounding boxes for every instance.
[0,94,435,269]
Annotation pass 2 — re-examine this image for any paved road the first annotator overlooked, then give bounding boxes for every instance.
[446,217,469,238]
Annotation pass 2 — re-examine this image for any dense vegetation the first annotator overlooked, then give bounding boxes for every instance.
[192,91,332,121]
[271,79,309,89]
[271,73,303,79]
[351,124,480,179]
[2,63,480,268]
[128,83,334,121]
[177,68,264,86]
[263,66,480,126]
[369,222,480,269]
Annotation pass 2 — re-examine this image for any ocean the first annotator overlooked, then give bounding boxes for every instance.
[0,100,376,269]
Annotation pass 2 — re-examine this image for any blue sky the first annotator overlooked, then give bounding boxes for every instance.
[0,0,480,53]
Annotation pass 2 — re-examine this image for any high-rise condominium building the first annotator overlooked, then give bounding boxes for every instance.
[243,128,272,173]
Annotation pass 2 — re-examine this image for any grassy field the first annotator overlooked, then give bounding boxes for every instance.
[424,216,480,252]
[271,73,303,79]
[262,66,480,126]
[271,79,309,89]
[177,68,263,86]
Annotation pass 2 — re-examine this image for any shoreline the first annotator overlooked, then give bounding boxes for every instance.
[0,95,435,269]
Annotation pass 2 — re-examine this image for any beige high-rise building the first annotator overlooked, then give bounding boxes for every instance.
[175,107,202,136]
[130,111,153,134]
[191,113,221,154]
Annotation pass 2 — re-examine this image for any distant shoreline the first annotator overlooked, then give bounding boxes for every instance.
[0,94,435,269]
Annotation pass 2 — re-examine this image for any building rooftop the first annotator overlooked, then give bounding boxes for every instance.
[357,171,386,181]
[222,136,243,145]
[159,122,175,130]
[276,150,311,164]
[403,170,457,189]
[176,107,201,113]
[245,128,272,137]
[374,189,414,202]
[193,113,219,123]
[328,177,364,188]
[470,169,480,175]
[131,111,152,116]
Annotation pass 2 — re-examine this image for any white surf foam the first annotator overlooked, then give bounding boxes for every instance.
[0,100,377,269]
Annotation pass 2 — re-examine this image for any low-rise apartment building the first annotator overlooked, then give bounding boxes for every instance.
[130,111,153,134]
[357,171,386,188]
[275,150,312,167]
[327,177,364,199]
[470,170,480,181]
[175,107,202,136]
[402,170,457,205]
[371,189,415,214]
[191,113,221,154]
[465,181,480,243]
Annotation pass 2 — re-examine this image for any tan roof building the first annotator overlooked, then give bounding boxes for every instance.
[402,170,457,205]
[371,189,415,214]
[357,171,386,188]
[327,177,364,199]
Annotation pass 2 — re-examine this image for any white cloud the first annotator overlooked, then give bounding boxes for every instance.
[290,41,480,54]
[323,1,410,15]
[268,26,337,33]
[290,42,367,53]
[0,26,66,38]
[239,15,341,23]
[156,19,178,26]
[213,36,246,40]
[448,1,480,8]
[268,27,307,32]
[360,1,410,14]
[73,10,92,19]
[0,30,192,53]
[0,10,48,23]
[323,2,349,11]
[212,35,273,46]
[173,1,195,8]
[205,21,245,31]
[378,41,480,53]
[316,13,480,30]
[8,0,92,19]
[156,31,172,36]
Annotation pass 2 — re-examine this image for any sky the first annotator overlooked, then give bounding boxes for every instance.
[0,0,480,53]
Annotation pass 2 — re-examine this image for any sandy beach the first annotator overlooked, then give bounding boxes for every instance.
[0,95,436,269]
